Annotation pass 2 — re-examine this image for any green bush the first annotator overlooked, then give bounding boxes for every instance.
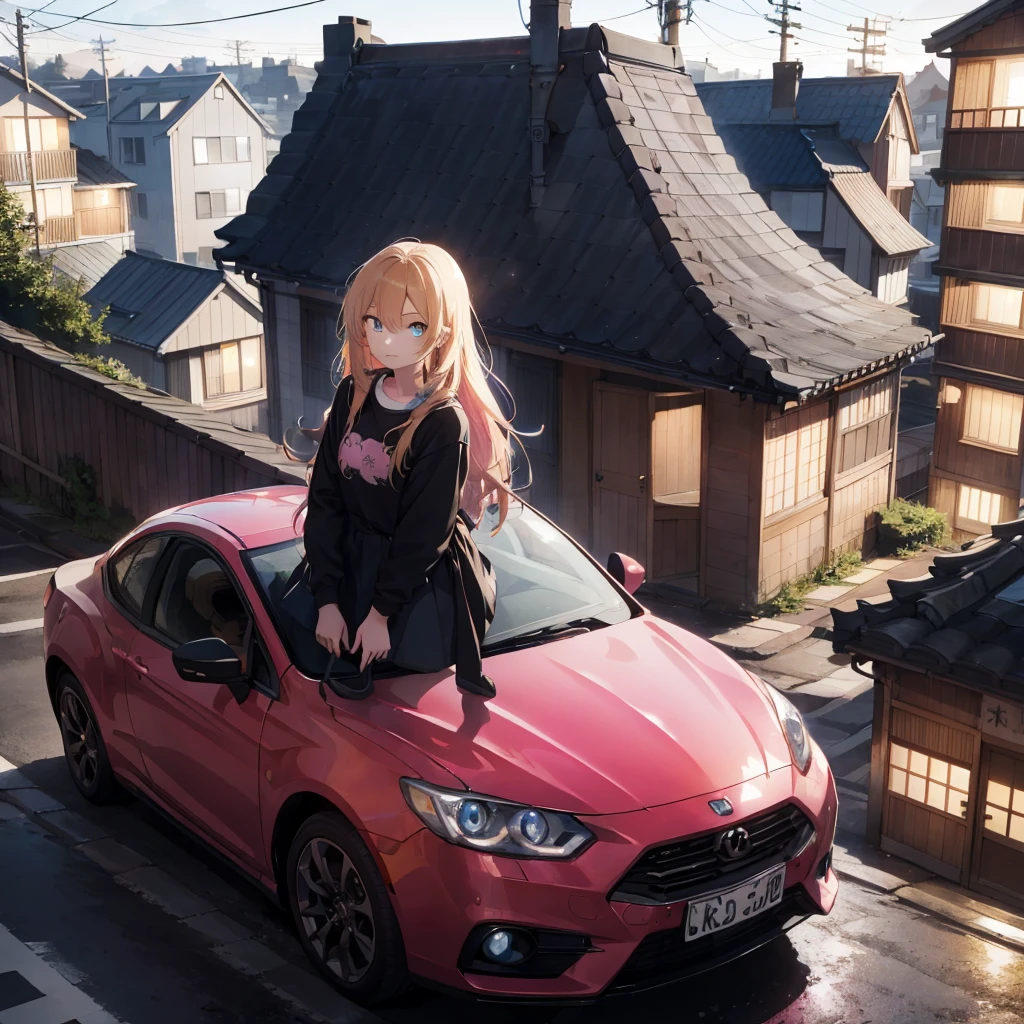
[759,552,864,616]
[0,183,110,347]
[877,499,949,555]
[72,352,146,387]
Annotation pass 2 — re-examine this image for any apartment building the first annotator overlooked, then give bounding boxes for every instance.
[66,73,269,267]
[0,64,133,253]
[927,0,1024,538]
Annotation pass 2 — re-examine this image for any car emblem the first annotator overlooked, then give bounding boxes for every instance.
[714,826,751,860]
[708,798,733,816]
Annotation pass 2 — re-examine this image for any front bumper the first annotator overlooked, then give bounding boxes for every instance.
[375,749,839,999]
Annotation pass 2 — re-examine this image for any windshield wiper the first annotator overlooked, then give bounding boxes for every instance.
[484,617,608,655]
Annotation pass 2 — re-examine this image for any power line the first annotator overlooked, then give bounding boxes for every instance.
[27,1,116,36]
[25,0,329,30]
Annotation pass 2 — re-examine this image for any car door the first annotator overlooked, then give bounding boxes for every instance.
[101,533,171,783]
[124,535,270,871]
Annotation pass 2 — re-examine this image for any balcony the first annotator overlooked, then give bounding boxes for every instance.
[30,204,129,246]
[0,148,77,185]
[37,215,77,245]
[950,107,1024,129]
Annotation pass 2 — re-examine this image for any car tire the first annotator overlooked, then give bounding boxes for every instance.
[55,670,122,804]
[285,811,409,1006]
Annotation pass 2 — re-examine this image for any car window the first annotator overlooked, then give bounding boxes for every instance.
[247,502,632,677]
[110,536,167,618]
[153,541,250,660]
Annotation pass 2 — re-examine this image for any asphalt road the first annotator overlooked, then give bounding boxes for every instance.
[2,523,1023,1024]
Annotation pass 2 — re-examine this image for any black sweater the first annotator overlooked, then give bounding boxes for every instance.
[304,374,470,619]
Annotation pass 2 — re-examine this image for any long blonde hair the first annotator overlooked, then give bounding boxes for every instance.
[329,241,515,529]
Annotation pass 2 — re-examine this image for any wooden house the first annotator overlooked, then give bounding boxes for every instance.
[833,522,1024,910]
[216,2,932,613]
[926,0,1024,541]
[696,71,931,305]
[83,251,268,432]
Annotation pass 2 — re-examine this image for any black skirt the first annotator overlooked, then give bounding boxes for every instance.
[281,510,496,688]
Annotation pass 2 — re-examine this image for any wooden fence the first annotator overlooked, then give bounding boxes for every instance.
[0,320,303,524]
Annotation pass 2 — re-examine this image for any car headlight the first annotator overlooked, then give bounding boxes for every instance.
[755,676,813,774]
[400,779,594,859]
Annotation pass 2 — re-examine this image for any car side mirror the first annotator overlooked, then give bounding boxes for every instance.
[607,552,646,595]
[173,638,250,704]
[173,637,242,682]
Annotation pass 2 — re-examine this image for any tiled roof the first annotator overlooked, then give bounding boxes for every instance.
[217,26,931,399]
[85,251,240,351]
[713,124,826,190]
[0,63,85,120]
[828,170,931,257]
[696,75,902,145]
[73,146,134,188]
[833,522,1024,695]
[925,0,1018,52]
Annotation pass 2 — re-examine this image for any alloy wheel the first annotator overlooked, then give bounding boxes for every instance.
[59,689,99,790]
[295,837,376,983]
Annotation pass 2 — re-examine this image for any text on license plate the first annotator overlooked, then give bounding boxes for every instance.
[684,864,786,942]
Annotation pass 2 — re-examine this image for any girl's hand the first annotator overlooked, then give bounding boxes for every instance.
[315,603,349,658]
[351,607,391,672]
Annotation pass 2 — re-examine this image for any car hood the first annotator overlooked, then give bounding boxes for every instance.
[351,616,794,815]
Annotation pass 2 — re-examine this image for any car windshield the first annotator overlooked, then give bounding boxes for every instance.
[246,502,632,677]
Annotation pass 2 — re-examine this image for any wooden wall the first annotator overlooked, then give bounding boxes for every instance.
[951,10,1024,51]
[702,388,765,611]
[944,131,1024,173]
[946,227,1024,279]
[822,188,874,292]
[558,363,598,543]
[937,326,1024,384]
[0,323,302,524]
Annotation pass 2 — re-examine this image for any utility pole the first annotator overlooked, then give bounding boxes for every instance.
[847,17,887,76]
[766,0,801,63]
[230,39,251,66]
[658,1,682,46]
[15,9,41,255]
[91,35,115,160]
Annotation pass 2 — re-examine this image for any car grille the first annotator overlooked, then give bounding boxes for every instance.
[608,890,811,992]
[609,803,813,905]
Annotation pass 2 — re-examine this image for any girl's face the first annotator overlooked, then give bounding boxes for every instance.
[362,296,430,369]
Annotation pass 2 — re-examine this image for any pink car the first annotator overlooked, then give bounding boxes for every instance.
[42,486,838,1006]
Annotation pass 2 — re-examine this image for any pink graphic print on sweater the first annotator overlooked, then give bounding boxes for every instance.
[339,432,391,485]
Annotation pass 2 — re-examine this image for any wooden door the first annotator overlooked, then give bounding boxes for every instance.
[592,383,652,570]
[970,745,1024,910]
[651,393,702,586]
[880,706,975,882]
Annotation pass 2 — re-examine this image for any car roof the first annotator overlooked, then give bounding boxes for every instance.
[169,485,307,548]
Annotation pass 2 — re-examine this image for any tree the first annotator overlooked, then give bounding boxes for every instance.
[53,54,67,77]
[0,183,109,347]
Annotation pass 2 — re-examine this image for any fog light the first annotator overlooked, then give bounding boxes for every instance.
[482,929,526,965]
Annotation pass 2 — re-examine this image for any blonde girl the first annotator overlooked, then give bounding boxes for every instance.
[301,241,515,699]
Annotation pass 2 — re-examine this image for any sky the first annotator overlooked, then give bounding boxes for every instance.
[0,0,974,83]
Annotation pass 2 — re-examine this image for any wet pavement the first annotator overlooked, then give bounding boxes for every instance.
[2,522,1024,1023]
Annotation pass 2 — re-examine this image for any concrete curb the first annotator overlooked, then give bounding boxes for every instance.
[0,756,377,1024]
[0,500,108,560]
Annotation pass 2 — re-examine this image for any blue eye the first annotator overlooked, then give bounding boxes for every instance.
[410,323,426,338]
[364,316,382,332]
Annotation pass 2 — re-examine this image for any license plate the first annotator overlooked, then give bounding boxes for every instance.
[684,864,786,942]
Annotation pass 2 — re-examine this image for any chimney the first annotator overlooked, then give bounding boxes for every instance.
[324,15,373,68]
[769,61,802,122]
[262,57,275,68]
[529,0,571,207]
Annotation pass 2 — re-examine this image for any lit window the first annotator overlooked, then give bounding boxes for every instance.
[961,385,1023,453]
[994,58,1024,109]
[888,742,970,818]
[764,406,828,517]
[983,773,1024,846]
[193,137,208,165]
[957,483,1006,526]
[972,283,1024,330]
[203,338,262,398]
[987,185,1024,227]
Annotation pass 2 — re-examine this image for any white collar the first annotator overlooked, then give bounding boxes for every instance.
[374,373,431,412]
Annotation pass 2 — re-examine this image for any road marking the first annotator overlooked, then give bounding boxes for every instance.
[0,568,55,584]
[805,677,874,720]
[824,724,873,758]
[0,618,45,635]
[0,921,124,1023]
